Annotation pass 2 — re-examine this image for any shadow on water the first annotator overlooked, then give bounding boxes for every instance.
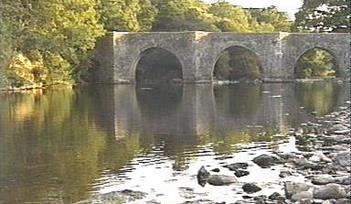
[0,82,349,203]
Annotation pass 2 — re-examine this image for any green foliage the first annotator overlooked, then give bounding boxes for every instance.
[151,0,219,31]
[294,0,350,32]
[249,6,292,32]
[0,0,105,88]
[295,49,337,78]
[214,47,262,80]
[100,0,158,31]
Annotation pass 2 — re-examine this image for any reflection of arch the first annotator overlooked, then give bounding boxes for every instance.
[212,45,263,80]
[136,85,183,117]
[132,47,183,83]
[294,47,339,78]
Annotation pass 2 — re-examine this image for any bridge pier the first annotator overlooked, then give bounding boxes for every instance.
[93,32,350,83]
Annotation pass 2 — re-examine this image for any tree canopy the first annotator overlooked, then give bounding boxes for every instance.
[294,0,350,32]
[1,0,345,88]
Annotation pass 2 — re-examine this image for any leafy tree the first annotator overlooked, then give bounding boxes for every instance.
[100,0,158,31]
[209,2,253,32]
[295,49,336,78]
[151,0,219,31]
[0,0,105,87]
[294,0,350,32]
[249,6,292,32]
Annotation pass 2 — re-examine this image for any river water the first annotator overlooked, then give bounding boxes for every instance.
[0,82,349,203]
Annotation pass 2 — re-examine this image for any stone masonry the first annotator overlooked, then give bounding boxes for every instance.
[93,32,350,83]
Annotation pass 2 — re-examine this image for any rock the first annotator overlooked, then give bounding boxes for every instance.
[242,183,262,194]
[331,151,351,169]
[211,168,220,173]
[252,154,281,168]
[335,199,351,204]
[309,152,332,163]
[254,195,267,204]
[291,157,315,169]
[234,169,250,177]
[223,162,249,171]
[197,166,210,186]
[291,191,313,202]
[284,181,310,199]
[268,192,281,200]
[97,189,147,203]
[207,175,236,186]
[313,184,347,200]
[312,175,336,185]
[279,170,292,178]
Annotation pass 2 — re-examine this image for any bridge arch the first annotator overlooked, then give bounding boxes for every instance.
[212,45,264,81]
[132,46,184,84]
[294,46,340,78]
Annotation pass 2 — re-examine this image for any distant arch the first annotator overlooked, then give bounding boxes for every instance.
[294,47,340,79]
[212,45,263,81]
[133,47,183,84]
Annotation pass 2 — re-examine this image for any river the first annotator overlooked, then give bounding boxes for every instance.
[0,82,349,203]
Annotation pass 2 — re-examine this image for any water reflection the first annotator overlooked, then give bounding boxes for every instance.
[0,82,349,203]
[295,82,344,116]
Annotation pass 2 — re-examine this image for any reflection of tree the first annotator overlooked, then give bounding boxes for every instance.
[214,84,263,116]
[296,82,340,116]
[214,46,262,80]
[0,89,107,203]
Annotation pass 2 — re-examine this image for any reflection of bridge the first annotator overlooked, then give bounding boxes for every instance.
[94,32,350,83]
[92,84,350,138]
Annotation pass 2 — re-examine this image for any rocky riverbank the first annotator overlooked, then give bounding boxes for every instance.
[78,101,350,204]
[195,101,350,204]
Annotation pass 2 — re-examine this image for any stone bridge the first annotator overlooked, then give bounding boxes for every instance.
[94,32,350,83]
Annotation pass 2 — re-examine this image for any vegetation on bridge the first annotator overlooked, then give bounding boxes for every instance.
[0,0,348,88]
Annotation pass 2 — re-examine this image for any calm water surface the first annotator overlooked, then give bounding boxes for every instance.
[0,82,349,203]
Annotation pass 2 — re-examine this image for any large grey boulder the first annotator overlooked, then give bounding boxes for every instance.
[313,184,347,200]
[284,181,310,199]
[252,154,281,168]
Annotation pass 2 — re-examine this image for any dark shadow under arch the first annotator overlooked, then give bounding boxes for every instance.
[295,47,339,79]
[213,46,263,81]
[135,47,183,84]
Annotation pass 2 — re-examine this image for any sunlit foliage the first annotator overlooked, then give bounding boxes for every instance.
[295,48,337,78]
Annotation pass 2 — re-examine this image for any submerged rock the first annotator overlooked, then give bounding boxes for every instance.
[242,183,262,193]
[207,175,237,186]
[252,154,281,168]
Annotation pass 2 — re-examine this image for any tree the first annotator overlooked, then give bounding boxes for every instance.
[294,0,350,32]
[249,6,292,32]
[209,2,253,32]
[151,0,219,31]
[100,0,158,32]
[1,0,105,87]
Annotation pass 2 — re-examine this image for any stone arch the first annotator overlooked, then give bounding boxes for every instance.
[132,46,184,83]
[212,45,264,80]
[294,46,340,78]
